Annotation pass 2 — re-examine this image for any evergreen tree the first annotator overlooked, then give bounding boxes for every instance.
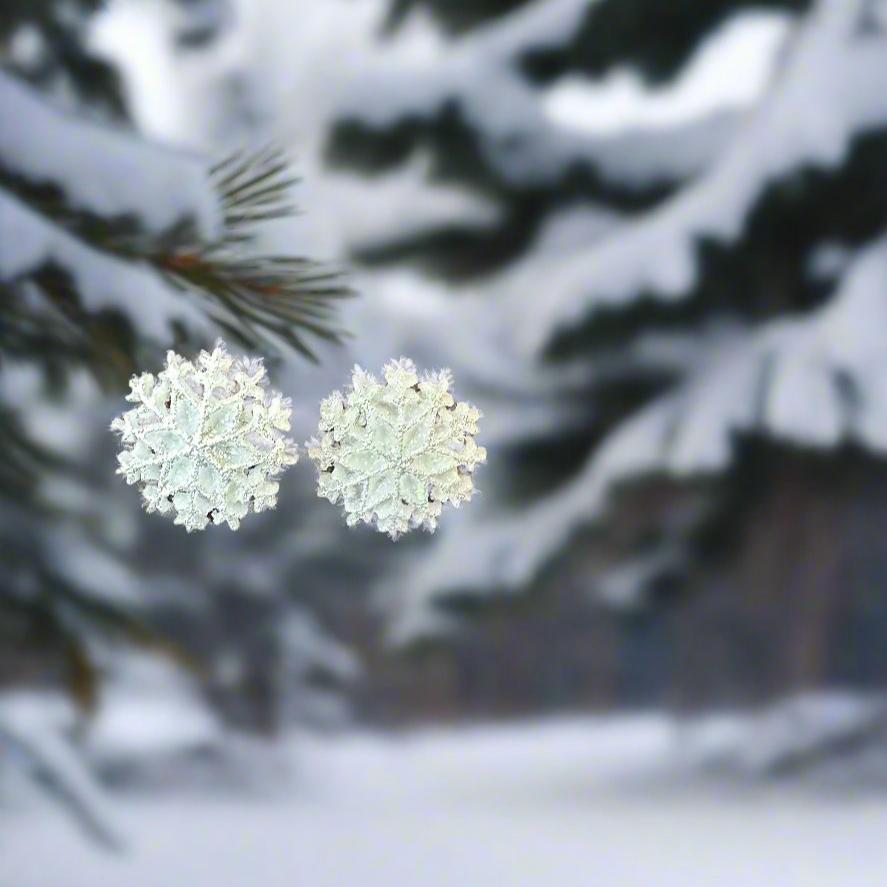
[0,0,354,839]
[324,0,887,711]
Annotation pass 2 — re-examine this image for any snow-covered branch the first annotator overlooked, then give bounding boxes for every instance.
[513,0,887,356]
[0,72,219,238]
[392,230,887,640]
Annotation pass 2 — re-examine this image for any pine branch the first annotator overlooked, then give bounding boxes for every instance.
[0,104,343,734]
[156,146,353,358]
[0,145,352,359]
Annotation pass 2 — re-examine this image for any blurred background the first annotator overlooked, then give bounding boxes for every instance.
[3,0,887,884]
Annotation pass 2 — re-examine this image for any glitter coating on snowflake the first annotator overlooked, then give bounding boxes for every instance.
[111,342,297,532]
[307,358,486,538]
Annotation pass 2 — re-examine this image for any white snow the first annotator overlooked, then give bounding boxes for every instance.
[386,391,680,642]
[0,362,100,455]
[276,610,360,727]
[0,72,219,238]
[517,0,887,355]
[393,234,887,633]
[85,654,222,770]
[0,190,212,339]
[94,0,741,239]
[5,714,887,887]
[544,10,791,137]
[279,611,359,684]
[330,0,743,191]
[660,233,887,462]
[593,546,683,610]
[324,154,502,252]
[0,693,122,850]
[729,693,887,777]
[87,0,887,635]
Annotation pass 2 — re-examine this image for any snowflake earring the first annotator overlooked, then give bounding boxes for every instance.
[112,342,297,532]
[307,357,485,539]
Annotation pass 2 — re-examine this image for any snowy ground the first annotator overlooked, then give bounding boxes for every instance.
[5,717,887,887]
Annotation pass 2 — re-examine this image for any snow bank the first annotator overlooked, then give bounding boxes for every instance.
[85,654,222,776]
[7,709,887,887]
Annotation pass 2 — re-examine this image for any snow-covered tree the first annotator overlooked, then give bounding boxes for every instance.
[80,0,887,719]
[0,0,358,840]
[320,0,887,708]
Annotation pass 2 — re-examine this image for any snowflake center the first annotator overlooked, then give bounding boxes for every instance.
[112,343,297,532]
[307,358,485,538]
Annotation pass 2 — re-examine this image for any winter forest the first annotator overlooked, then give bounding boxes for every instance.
[3,0,887,884]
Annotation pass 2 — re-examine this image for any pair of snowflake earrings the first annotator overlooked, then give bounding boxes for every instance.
[111,342,485,539]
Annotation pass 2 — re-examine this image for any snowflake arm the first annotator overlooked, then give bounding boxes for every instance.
[111,342,297,532]
[308,358,486,538]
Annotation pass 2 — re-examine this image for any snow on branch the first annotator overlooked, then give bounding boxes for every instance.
[388,390,677,643]
[329,153,501,253]
[0,693,124,850]
[0,190,210,338]
[332,0,744,193]
[0,72,220,239]
[392,231,887,640]
[515,0,887,356]
[0,145,349,354]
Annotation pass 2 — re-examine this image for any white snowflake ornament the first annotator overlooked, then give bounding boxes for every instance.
[307,358,486,539]
[112,342,297,532]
